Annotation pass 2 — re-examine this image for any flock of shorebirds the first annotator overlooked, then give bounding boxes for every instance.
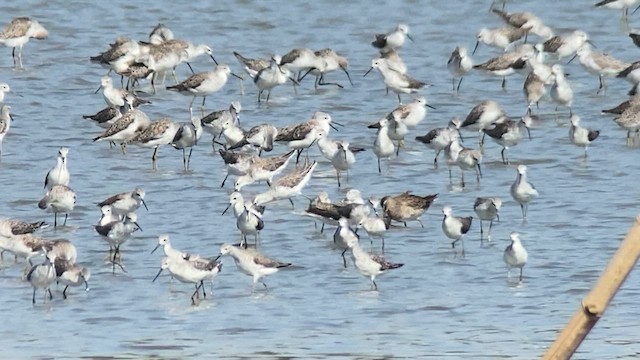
[0,0,639,305]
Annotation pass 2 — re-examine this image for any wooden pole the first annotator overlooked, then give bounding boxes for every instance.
[541,215,640,360]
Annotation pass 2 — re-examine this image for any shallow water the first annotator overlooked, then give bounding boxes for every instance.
[0,0,639,358]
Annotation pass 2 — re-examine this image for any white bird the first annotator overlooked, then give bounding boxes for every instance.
[334,217,358,268]
[254,55,294,102]
[94,212,141,273]
[0,82,10,102]
[0,104,12,159]
[201,101,242,147]
[503,231,528,282]
[473,197,502,241]
[570,45,629,94]
[228,123,278,155]
[252,161,317,207]
[441,206,473,257]
[358,212,388,252]
[171,116,203,171]
[364,58,427,103]
[44,147,70,191]
[224,192,265,247]
[0,17,48,67]
[151,234,197,261]
[344,234,403,291]
[549,64,574,116]
[55,260,90,299]
[460,100,507,146]
[445,136,482,187]
[166,64,241,116]
[482,116,532,165]
[447,47,473,92]
[473,27,525,53]
[330,140,363,187]
[233,150,295,190]
[130,118,180,169]
[92,108,152,154]
[569,115,600,157]
[218,243,291,290]
[370,118,395,173]
[38,185,76,227]
[302,48,353,89]
[26,251,56,304]
[510,165,538,219]
[542,30,591,59]
[153,256,222,304]
[371,24,413,53]
[97,187,148,217]
[415,119,462,167]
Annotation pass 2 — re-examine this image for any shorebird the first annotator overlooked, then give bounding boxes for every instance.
[153,256,222,304]
[167,64,241,116]
[385,96,434,128]
[46,239,77,264]
[55,260,90,299]
[595,0,640,18]
[344,234,403,290]
[482,116,532,164]
[218,243,291,290]
[92,108,152,154]
[523,70,546,116]
[445,137,482,187]
[220,116,246,148]
[569,45,628,94]
[90,36,140,77]
[504,232,528,282]
[171,116,203,171]
[329,140,363,187]
[254,55,296,102]
[233,51,270,79]
[26,252,56,304]
[300,48,353,89]
[549,64,574,115]
[0,104,12,159]
[602,95,640,114]
[510,165,538,219]
[218,149,253,188]
[472,50,528,89]
[0,17,48,67]
[83,106,123,129]
[379,49,407,75]
[279,48,324,81]
[233,150,295,190]
[334,217,358,268]
[358,214,388,252]
[441,206,472,257]
[616,61,640,87]
[97,187,148,217]
[130,118,180,169]
[542,30,591,59]
[151,234,197,261]
[201,101,241,148]
[416,118,462,167]
[473,27,526,53]
[276,111,338,163]
[0,233,47,265]
[252,161,317,206]
[228,123,278,155]
[460,100,507,146]
[94,212,141,273]
[569,115,600,157]
[492,10,554,41]
[371,24,413,53]
[304,191,342,232]
[0,83,10,103]
[380,192,438,228]
[364,58,427,103]
[44,147,70,191]
[473,197,502,241]
[223,192,265,247]
[38,185,76,227]
[614,104,640,144]
[0,219,46,240]
[371,118,395,173]
[97,205,120,229]
[448,47,473,92]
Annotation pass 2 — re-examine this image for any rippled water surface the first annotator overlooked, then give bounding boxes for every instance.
[1,0,640,358]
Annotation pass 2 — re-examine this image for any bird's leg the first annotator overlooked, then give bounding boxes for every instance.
[417,219,425,228]
[451,78,455,91]
[501,77,506,89]
[519,268,524,282]
[488,220,494,240]
[320,223,325,233]
[257,90,262,103]
[461,171,465,188]
[289,198,295,209]
[377,158,382,173]
[32,288,36,304]
[501,148,507,165]
[63,285,69,299]
[382,236,385,253]
[341,248,348,268]
[456,77,464,93]
[152,147,159,170]
[187,148,193,170]
[266,90,271,103]
[396,93,402,104]
[295,149,302,164]
[54,213,58,228]
[372,279,378,291]
[336,169,341,187]
[12,47,16,66]
[318,74,343,88]
[201,280,206,298]
[476,163,482,182]
[520,204,525,219]
[63,213,68,226]
[479,221,484,241]
[220,174,229,188]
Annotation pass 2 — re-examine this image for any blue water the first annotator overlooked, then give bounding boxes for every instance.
[0,0,639,358]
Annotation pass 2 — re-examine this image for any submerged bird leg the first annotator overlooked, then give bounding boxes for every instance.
[456,77,464,92]
[341,248,348,268]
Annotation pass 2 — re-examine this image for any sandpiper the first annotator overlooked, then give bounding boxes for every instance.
[380,192,438,228]
[441,206,472,257]
[510,165,538,219]
[218,243,291,291]
[473,197,502,241]
[504,232,528,282]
